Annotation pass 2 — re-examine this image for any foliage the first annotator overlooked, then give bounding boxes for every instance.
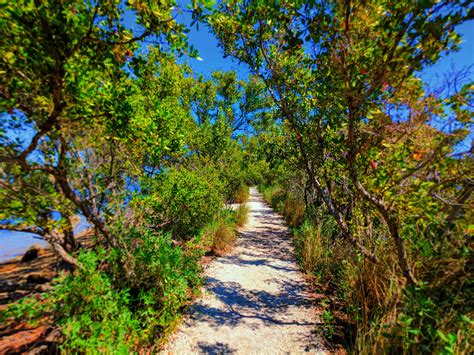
[54,251,138,353]
[187,70,267,201]
[0,0,212,257]
[1,0,472,352]
[213,0,472,352]
[136,167,223,240]
[0,232,203,352]
[114,230,203,345]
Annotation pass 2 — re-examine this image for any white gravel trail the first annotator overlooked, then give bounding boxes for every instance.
[162,187,325,354]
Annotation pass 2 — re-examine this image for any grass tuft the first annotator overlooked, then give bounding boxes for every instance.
[202,213,237,256]
[235,205,249,227]
[234,185,250,203]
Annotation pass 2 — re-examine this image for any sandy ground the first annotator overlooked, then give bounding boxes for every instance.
[162,188,325,354]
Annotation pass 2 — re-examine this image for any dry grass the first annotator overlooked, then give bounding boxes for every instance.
[202,218,237,256]
[260,185,282,205]
[234,186,250,203]
[260,186,305,228]
[235,205,249,227]
[283,197,305,228]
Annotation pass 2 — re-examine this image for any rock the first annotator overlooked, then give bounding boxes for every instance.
[26,274,52,284]
[25,344,50,355]
[21,247,40,262]
[0,325,50,354]
[0,281,52,293]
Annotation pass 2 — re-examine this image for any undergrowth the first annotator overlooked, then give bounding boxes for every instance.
[235,204,249,227]
[0,232,203,353]
[259,184,473,354]
[234,185,250,204]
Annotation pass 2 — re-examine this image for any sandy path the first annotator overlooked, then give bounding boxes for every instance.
[162,188,325,354]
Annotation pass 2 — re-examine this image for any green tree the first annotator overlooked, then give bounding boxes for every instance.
[0,0,207,262]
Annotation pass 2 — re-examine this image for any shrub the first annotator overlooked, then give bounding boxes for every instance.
[53,250,138,353]
[54,235,203,352]
[1,229,204,353]
[119,230,203,338]
[138,168,223,239]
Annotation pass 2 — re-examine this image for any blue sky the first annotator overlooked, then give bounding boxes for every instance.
[421,22,474,82]
[176,12,250,78]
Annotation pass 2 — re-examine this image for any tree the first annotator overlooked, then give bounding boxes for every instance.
[187,70,268,200]
[0,0,208,263]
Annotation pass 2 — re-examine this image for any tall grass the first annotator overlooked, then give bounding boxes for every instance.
[235,204,249,227]
[293,220,322,274]
[260,184,282,205]
[202,211,238,256]
[259,184,305,227]
[234,185,250,203]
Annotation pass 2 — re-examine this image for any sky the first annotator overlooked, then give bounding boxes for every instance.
[121,8,251,79]
[421,22,474,83]
[176,12,250,78]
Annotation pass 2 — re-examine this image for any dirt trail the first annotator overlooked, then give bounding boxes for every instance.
[162,187,325,354]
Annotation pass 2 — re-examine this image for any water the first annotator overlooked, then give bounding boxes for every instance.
[0,231,49,262]
[0,216,90,263]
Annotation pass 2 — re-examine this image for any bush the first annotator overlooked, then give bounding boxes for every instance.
[53,250,138,353]
[119,229,203,338]
[55,233,203,351]
[138,168,223,239]
[1,229,204,353]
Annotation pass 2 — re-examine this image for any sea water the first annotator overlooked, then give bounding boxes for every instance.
[0,216,89,263]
